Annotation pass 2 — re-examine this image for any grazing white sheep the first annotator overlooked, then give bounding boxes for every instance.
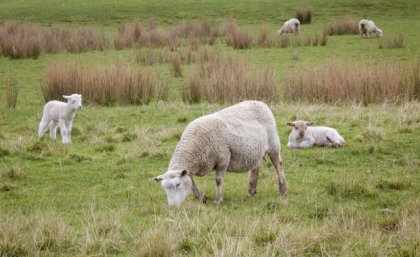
[153,101,286,206]
[277,18,300,35]
[38,94,82,144]
[359,19,383,38]
[287,120,346,148]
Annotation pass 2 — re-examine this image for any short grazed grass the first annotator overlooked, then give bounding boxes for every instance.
[0,0,419,256]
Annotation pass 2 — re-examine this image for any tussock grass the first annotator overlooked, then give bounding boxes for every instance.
[324,16,359,35]
[183,50,278,103]
[379,33,404,49]
[42,61,163,105]
[3,70,20,110]
[295,6,313,24]
[286,59,419,104]
[0,21,109,58]
[224,20,253,49]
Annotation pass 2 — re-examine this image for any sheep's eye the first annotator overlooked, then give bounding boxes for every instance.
[72,101,76,104]
[294,127,298,130]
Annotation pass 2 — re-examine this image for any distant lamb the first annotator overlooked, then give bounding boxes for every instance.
[277,18,300,35]
[38,94,82,144]
[287,120,346,148]
[359,19,383,38]
[153,101,287,206]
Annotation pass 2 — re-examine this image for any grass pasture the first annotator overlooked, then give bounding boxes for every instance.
[1,0,419,256]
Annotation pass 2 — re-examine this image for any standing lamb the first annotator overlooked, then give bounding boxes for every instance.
[277,18,300,35]
[359,19,383,38]
[153,101,286,206]
[38,94,82,144]
[287,120,346,148]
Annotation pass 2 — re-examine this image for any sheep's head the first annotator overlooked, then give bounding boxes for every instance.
[287,120,314,138]
[63,94,82,110]
[374,28,383,37]
[153,169,192,206]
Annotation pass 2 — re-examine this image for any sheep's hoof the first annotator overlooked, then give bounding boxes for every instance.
[280,185,287,195]
[247,189,257,197]
[214,199,224,205]
[199,195,207,204]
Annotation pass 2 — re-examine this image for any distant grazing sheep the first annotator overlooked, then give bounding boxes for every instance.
[277,18,300,35]
[154,101,287,206]
[359,19,383,38]
[287,120,346,148]
[38,94,82,144]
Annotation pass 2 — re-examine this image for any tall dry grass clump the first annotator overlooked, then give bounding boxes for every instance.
[286,59,419,104]
[114,20,167,49]
[0,21,109,58]
[42,61,161,105]
[296,6,313,24]
[324,16,359,35]
[183,50,278,103]
[2,70,20,110]
[224,20,253,49]
[379,34,404,49]
[276,33,326,47]
[168,52,183,77]
[257,25,276,48]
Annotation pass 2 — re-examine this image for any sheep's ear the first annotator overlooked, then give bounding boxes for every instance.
[63,95,70,100]
[306,121,315,126]
[153,175,164,182]
[181,169,188,177]
[286,122,295,127]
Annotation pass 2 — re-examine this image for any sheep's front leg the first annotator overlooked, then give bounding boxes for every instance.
[191,177,207,203]
[49,120,58,140]
[269,153,287,195]
[38,119,49,138]
[59,119,70,144]
[248,167,259,196]
[215,169,226,205]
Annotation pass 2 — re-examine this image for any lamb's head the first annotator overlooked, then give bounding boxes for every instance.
[63,94,82,110]
[153,169,192,206]
[287,120,314,138]
[374,28,383,37]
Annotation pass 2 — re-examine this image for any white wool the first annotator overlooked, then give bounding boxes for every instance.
[359,19,383,38]
[154,101,286,206]
[277,18,300,35]
[38,94,82,144]
[287,120,346,148]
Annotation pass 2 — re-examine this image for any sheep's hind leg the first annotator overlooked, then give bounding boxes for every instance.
[248,167,259,196]
[214,168,226,205]
[38,118,49,138]
[268,152,287,195]
[191,177,207,204]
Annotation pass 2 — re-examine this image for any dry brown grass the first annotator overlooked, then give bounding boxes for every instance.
[324,16,359,35]
[277,33,326,48]
[183,50,278,103]
[42,60,162,105]
[379,34,404,49]
[296,6,313,24]
[257,25,276,48]
[168,52,183,77]
[0,21,109,58]
[286,59,420,104]
[3,70,20,110]
[224,20,253,49]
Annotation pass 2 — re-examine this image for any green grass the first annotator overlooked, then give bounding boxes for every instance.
[1,0,420,256]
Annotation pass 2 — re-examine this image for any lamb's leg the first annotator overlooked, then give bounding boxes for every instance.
[214,168,226,205]
[38,117,49,138]
[190,177,207,204]
[248,167,259,196]
[66,121,73,144]
[59,119,70,144]
[268,152,287,195]
[49,120,58,140]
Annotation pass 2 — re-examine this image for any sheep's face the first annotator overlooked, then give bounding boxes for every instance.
[287,120,314,138]
[374,28,383,37]
[153,169,192,206]
[63,94,82,110]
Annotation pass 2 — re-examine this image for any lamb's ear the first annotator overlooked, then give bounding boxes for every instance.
[286,122,295,127]
[181,169,188,177]
[306,121,315,126]
[63,95,70,100]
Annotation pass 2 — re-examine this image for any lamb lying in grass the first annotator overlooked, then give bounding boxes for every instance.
[287,120,346,148]
[154,101,286,206]
[359,19,383,38]
[38,94,82,144]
